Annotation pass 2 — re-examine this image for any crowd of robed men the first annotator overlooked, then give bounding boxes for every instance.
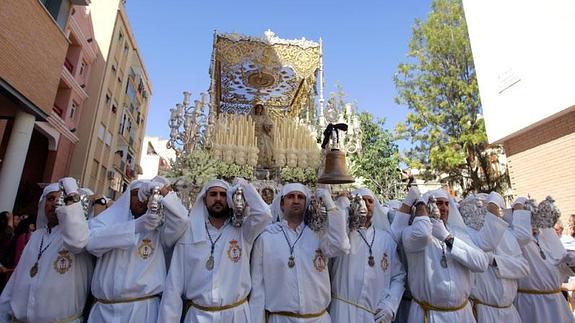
[0,174,574,323]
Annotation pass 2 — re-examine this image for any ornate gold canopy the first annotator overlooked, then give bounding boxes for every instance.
[210,30,321,118]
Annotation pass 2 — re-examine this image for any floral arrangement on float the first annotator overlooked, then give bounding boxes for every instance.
[279,166,318,185]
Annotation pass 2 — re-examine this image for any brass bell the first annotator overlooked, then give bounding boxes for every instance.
[318,149,354,184]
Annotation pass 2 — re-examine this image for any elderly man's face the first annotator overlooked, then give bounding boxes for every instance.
[436,197,449,222]
[281,191,306,218]
[204,187,229,218]
[555,223,564,236]
[44,191,61,225]
[362,195,375,218]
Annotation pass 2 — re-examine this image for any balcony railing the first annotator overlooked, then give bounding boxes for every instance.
[53,105,63,118]
[64,58,74,73]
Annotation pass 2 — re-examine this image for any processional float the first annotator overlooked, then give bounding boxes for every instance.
[165,30,363,208]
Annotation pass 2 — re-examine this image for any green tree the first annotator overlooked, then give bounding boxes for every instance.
[349,112,403,200]
[394,0,509,194]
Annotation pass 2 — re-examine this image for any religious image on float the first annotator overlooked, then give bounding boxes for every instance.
[165,30,363,206]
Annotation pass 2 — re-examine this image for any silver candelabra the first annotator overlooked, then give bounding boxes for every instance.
[167,91,215,156]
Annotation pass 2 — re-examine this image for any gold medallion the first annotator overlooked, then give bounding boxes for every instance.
[227,240,242,263]
[138,239,155,260]
[53,250,73,274]
[30,262,38,277]
[381,253,389,271]
[313,249,327,272]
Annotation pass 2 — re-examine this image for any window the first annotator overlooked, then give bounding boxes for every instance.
[124,42,129,55]
[120,113,127,135]
[111,64,117,73]
[69,102,77,120]
[79,61,87,76]
[118,31,124,41]
[127,118,132,133]
[97,124,105,140]
[40,0,70,30]
[126,82,137,104]
[105,130,112,146]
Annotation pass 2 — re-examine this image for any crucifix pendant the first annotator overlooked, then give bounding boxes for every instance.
[206,255,215,271]
[440,255,448,268]
[30,262,38,277]
[288,256,295,268]
[368,255,375,267]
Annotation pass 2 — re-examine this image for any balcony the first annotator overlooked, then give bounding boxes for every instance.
[53,104,64,118]
[60,65,88,101]
[64,58,74,73]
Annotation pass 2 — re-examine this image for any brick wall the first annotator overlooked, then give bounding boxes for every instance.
[504,108,575,221]
[0,0,68,114]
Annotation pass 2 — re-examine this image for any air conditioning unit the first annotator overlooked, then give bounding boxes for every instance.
[107,170,115,180]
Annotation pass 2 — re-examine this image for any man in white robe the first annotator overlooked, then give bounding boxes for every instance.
[250,183,350,323]
[158,178,272,323]
[0,177,93,322]
[402,188,490,323]
[329,188,405,323]
[461,192,531,323]
[86,178,188,323]
[389,188,421,323]
[514,197,575,323]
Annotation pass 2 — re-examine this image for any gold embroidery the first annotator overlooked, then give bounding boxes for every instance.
[313,248,327,272]
[381,252,389,271]
[53,250,73,274]
[138,239,155,259]
[227,240,242,263]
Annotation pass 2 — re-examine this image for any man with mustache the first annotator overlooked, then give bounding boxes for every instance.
[0,177,92,322]
[158,178,272,323]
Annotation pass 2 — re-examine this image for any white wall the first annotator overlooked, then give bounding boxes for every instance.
[88,1,120,59]
[139,136,175,180]
[463,0,575,143]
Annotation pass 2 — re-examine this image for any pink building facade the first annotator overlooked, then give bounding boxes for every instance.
[43,5,98,182]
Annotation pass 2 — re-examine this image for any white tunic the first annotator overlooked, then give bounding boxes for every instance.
[515,226,575,323]
[250,209,350,323]
[0,202,92,323]
[158,196,272,323]
[468,211,531,323]
[402,215,489,323]
[390,211,413,323]
[86,192,188,323]
[329,226,405,323]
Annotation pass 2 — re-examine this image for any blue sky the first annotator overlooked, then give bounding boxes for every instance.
[125,0,432,145]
